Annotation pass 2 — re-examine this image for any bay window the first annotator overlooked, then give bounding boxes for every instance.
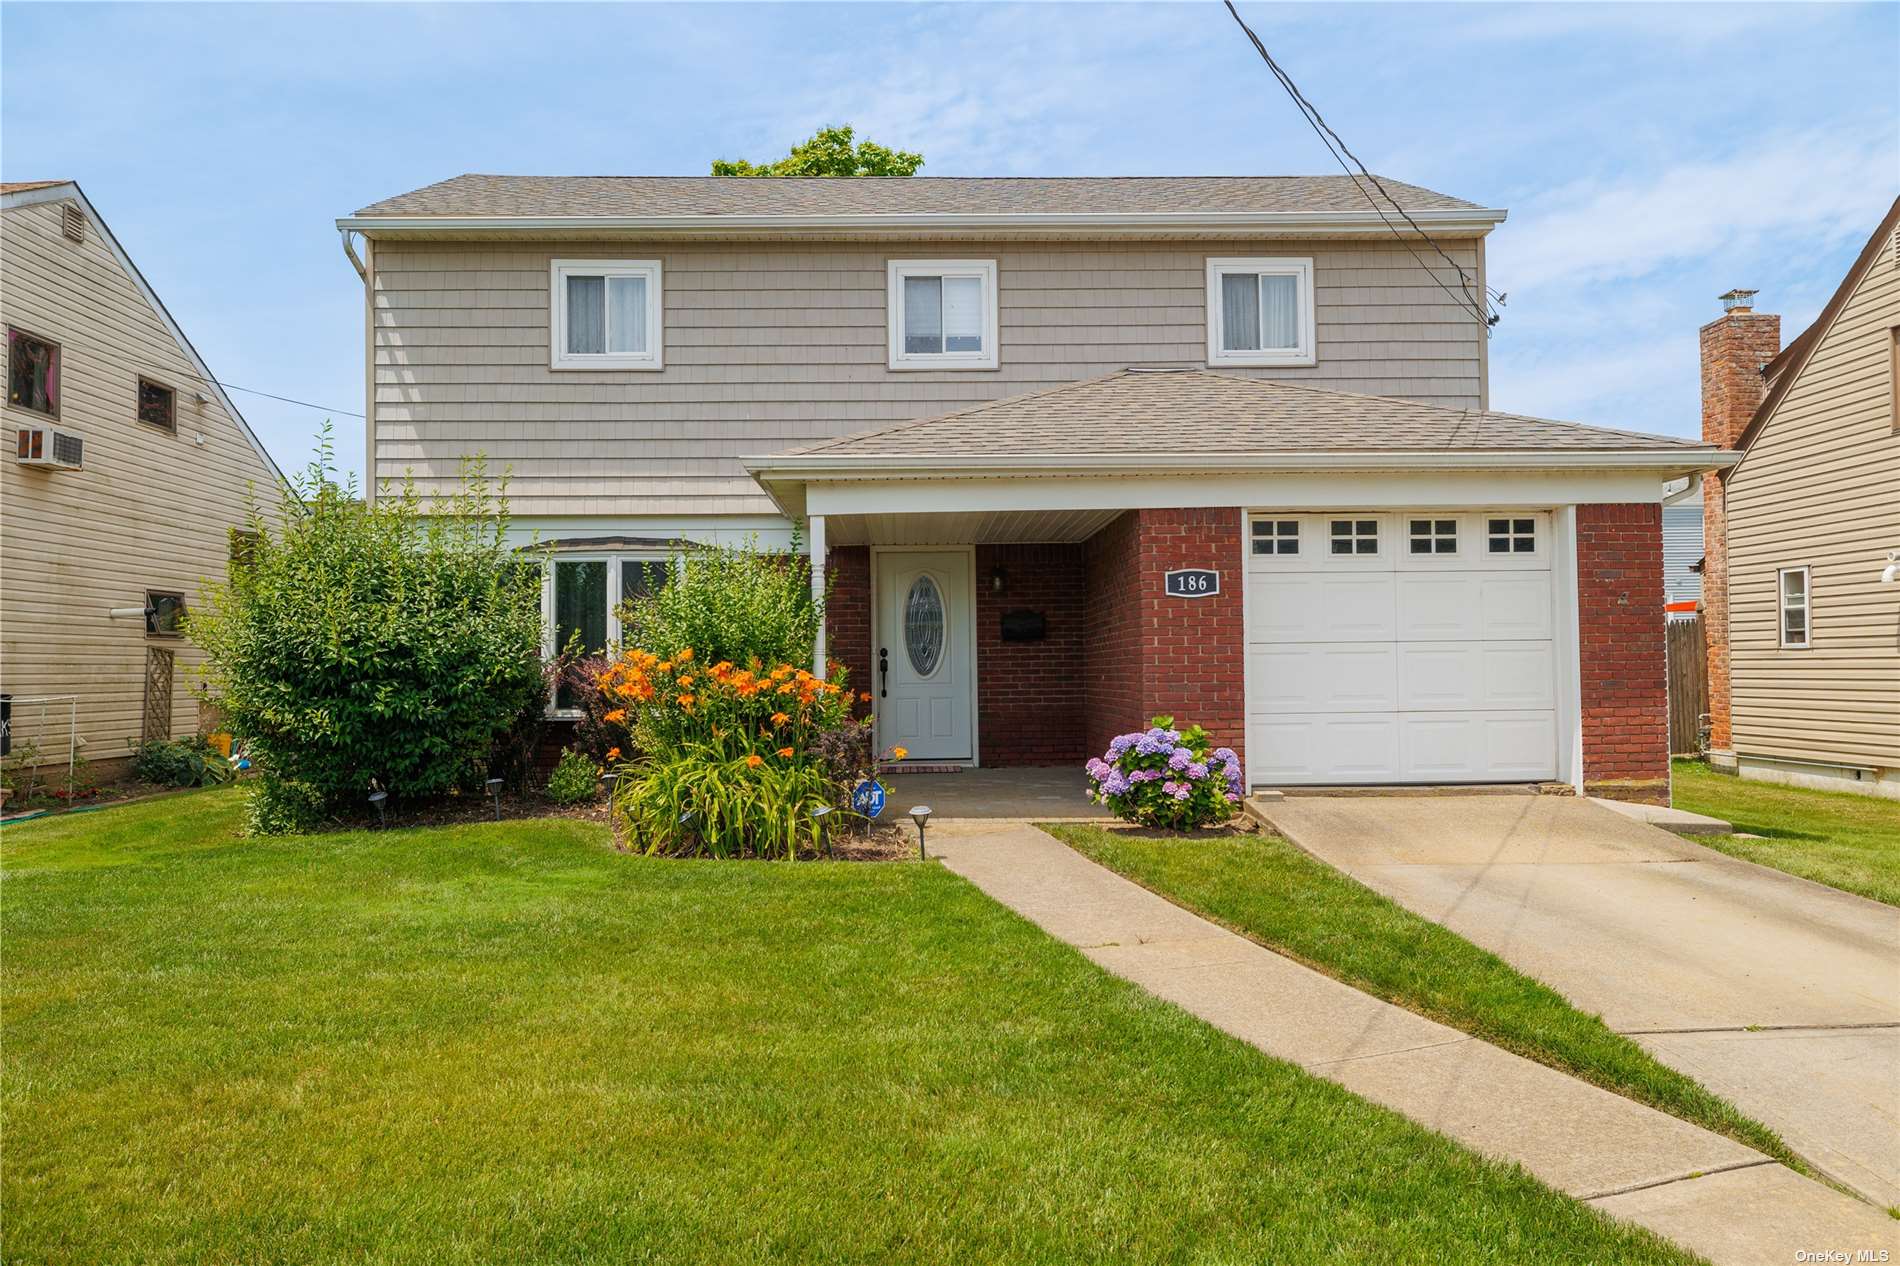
[547,554,675,712]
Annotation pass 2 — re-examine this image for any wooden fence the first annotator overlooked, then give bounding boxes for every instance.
[1666,615,1707,756]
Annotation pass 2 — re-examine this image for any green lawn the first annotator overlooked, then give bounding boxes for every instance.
[1672,758,1900,906]
[1043,821,1800,1174]
[0,789,1693,1265]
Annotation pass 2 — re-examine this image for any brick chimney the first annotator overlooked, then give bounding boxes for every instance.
[1699,289,1780,760]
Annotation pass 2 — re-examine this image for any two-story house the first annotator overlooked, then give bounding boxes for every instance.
[2,180,284,783]
[338,175,1731,802]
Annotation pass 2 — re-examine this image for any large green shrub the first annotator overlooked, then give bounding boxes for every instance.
[617,532,822,674]
[192,430,546,828]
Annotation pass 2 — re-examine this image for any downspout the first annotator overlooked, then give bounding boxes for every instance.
[339,229,375,504]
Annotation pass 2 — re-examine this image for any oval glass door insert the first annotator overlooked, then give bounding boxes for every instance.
[904,575,945,676]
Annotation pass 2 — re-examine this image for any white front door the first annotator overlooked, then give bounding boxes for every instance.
[875,549,974,762]
[1246,512,1559,785]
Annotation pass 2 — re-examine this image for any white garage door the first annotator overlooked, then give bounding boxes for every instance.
[1247,512,1558,785]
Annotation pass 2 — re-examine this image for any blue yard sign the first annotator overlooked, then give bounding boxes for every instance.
[851,778,888,819]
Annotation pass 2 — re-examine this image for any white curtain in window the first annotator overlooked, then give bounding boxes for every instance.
[1221,272,1260,351]
[904,275,943,354]
[1260,273,1299,349]
[607,275,647,354]
[566,275,605,354]
[942,275,983,352]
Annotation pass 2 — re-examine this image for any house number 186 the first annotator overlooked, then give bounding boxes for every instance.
[1164,569,1220,598]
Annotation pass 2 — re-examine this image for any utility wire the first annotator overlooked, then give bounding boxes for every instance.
[182,371,364,419]
[1221,0,1499,330]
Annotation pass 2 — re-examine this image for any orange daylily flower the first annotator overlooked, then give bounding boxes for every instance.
[676,647,694,662]
[771,711,790,726]
[776,746,795,759]
[745,754,764,768]
[677,674,694,688]
[603,708,626,723]
[859,691,873,703]
[892,746,908,760]
[606,746,622,760]
[677,693,695,708]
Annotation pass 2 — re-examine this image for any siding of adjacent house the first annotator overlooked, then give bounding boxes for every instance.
[369,237,1485,517]
[0,195,280,772]
[1661,503,1704,606]
[1726,237,1900,771]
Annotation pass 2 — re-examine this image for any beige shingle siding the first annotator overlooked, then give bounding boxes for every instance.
[372,238,1488,515]
[1727,235,1900,768]
[0,196,280,766]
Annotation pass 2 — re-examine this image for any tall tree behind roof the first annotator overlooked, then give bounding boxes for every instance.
[712,125,923,177]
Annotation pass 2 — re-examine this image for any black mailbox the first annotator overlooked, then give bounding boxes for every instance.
[999,610,1047,642]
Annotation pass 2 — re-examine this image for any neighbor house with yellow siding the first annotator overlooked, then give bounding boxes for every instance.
[1700,196,1900,798]
[2,180,284,782]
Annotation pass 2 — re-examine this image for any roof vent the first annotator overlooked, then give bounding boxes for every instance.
[1718,288,1758,314]
[60,203,85,244]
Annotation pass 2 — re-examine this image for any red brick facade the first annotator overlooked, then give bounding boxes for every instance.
[973,543,1087,764]
[1577,503,1670,803]
[1082,509,1245,763]
[824,545,872,717]
[1698,306,1780,754]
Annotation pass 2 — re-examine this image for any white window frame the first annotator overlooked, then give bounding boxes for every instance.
[1407,517,1459,555]
[1778,566,1811,649]
[1206,257,1316,368]
[1251,518,1301,556]
[886,259,999,371]
[550,259,664,371]
[543,552,677,716]
[1328,517,1380,556]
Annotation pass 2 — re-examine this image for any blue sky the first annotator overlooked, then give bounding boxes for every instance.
[4,1,1894,483]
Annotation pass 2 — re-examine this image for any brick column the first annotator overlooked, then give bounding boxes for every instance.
[1577,503,1669,803]
[1082,509,1245,765]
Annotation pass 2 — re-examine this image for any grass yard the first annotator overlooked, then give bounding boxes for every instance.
[1043,821,1801,1174]
[1672,758,1900,906]
[0,789,1695,1265]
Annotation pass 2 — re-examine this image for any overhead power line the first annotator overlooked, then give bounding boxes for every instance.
[1221,0,1500,332]
[182,371,365,419]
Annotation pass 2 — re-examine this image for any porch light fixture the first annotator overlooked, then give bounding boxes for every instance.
[485,777,504,820]
[1882,550,1899,585]
[908,805,932,859]
[989,565,1008,594]
[367,789,388,829]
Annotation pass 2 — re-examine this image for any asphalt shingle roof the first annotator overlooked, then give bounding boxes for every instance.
[354,174,1487,219]
[777,370,1706,460]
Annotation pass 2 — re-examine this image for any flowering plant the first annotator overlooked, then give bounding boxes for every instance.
[598,646,880,858]
[1085,715,1241,829]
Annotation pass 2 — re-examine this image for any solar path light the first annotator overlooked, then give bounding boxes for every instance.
[908,805,932,860]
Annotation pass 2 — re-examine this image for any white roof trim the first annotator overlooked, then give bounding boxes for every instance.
[4,180,289,489]
[335,208,1508,239]
[746,448,1736,479]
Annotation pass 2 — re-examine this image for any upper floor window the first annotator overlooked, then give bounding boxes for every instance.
[7,327,59,417]
[887,260,998,370]
[550,260,662,370]
[137,377,177,431]
[1778,567,1810,649]
[1206,258,1315,367]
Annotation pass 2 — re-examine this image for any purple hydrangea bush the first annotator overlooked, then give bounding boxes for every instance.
[1085,715,1242,829]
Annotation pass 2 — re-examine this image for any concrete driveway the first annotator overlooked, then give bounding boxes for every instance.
[1256,794,1900,1207]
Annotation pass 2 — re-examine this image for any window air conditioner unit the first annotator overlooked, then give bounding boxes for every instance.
[15,426,83,470]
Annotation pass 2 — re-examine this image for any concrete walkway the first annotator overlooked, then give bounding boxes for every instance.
[1255,795,1900,1208]
[929,820,1898,1266]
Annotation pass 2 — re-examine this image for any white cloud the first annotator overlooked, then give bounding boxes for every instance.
[1493,129,1894,294]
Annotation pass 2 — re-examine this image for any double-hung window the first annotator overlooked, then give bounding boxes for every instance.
[1206,258,1315,367]
[887,260,998,370]
[550,260,663,370]
[1778,567,1810,649]
[546,554,676,712]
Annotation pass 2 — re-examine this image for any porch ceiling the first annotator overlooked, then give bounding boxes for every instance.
[824,507,1122,546]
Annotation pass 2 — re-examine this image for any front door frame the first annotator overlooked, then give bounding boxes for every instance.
[869,544,981,767]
